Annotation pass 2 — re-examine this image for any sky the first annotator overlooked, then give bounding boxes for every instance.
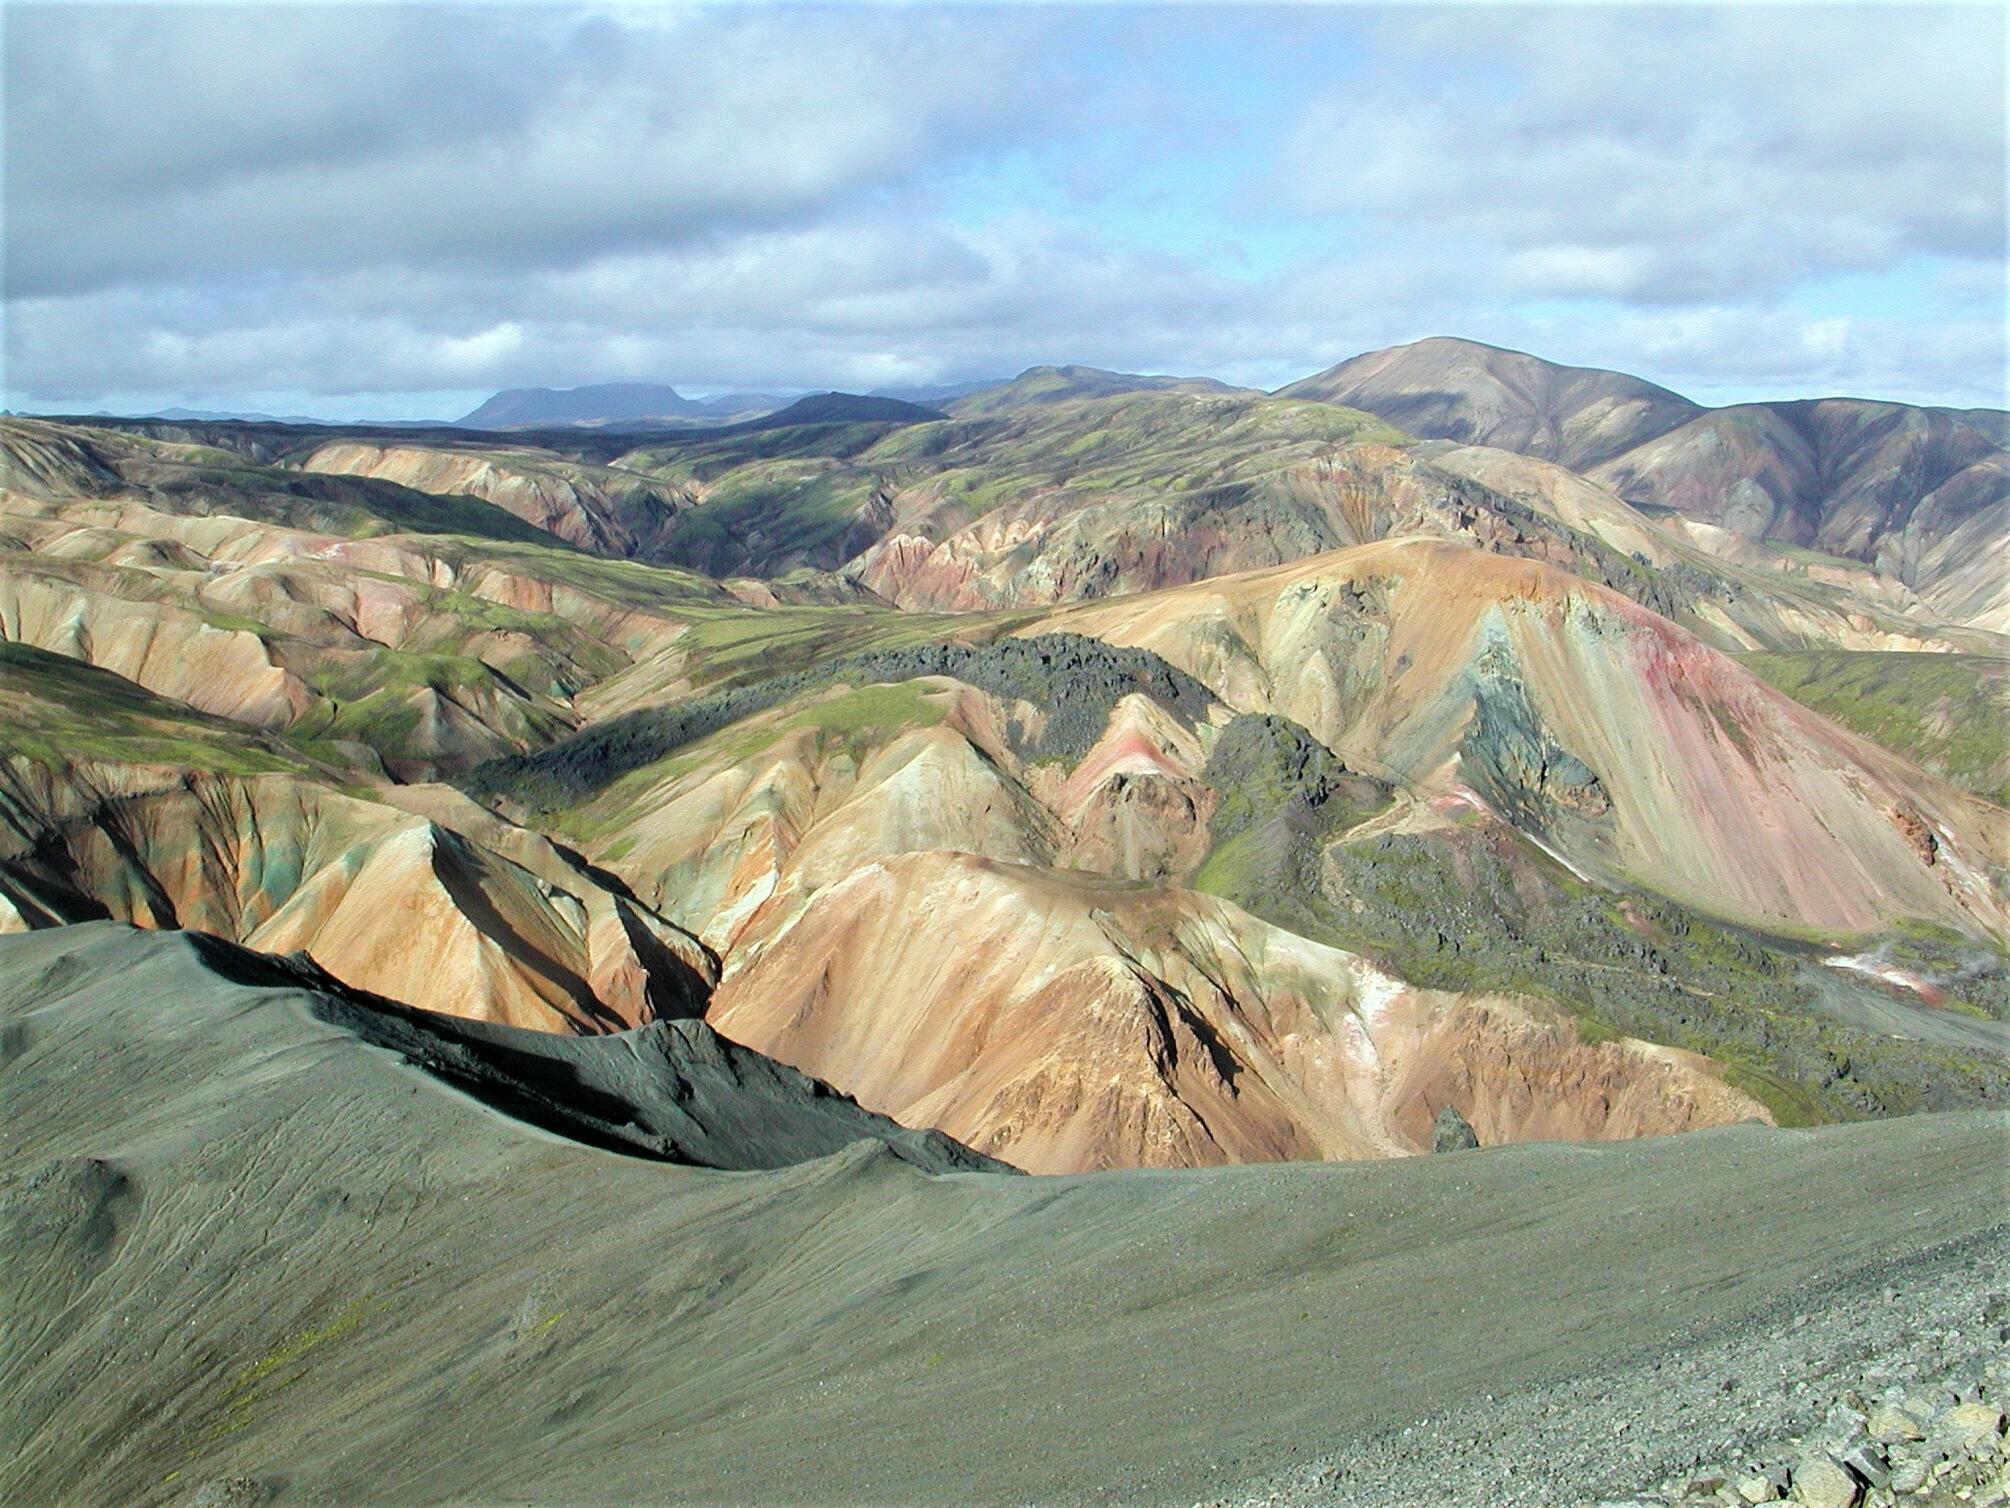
[3,1,2004,421]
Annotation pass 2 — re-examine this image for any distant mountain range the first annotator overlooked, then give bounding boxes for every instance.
[457,382,798,429]
[2,330,2007,1198]
[452,364,1244,430]
[1280,338,2007,625]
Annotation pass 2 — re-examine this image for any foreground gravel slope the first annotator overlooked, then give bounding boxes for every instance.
[3,923,2004,1507]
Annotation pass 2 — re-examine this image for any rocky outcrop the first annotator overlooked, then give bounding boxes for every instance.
[1430,1104,1480,1152]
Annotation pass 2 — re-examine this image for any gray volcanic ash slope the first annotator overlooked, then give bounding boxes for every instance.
[297,949,1005,1175]
[4,922,2006,1507]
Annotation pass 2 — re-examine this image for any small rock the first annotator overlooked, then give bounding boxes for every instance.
[187,1482,268,1508]
[1890,1457,1931,1494]
[1870,1405,1927,1444]
[1840,1443,1889,1489]
[1431,1104,1480,1153]
[1790,1456,1861,1508]
[1942,1404,2008,1455]
[1738,1474,1782,1502]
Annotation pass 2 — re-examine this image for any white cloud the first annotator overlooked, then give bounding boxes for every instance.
[4,5,1053,297]
[1278,6,2005,303]
[3,3,2003,412]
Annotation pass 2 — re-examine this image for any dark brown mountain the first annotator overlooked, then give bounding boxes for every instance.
[1283,338,2008,629]
[1276,336,1701,470]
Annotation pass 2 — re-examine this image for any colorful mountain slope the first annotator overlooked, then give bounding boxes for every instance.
[1037,539,2008,942]
[0,645,712,1030]
[1284,339,2010,633]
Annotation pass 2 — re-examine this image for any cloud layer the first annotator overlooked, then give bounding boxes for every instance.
[5,3,2002,414]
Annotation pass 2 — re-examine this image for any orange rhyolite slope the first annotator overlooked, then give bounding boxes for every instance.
[707,850,1761,1172]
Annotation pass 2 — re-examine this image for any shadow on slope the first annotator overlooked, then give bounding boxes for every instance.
[193,926,1004,1175]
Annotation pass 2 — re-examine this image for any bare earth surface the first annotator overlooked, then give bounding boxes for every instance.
[4,923,2004,1507]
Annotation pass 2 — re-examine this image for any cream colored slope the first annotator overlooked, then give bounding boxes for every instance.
[0,553,569,775]
[0,560,307,726]
[0,490,969,731]
[0,759,711,1032]
[1037,539,2008,941]
[1915,494,2010,635]
[1,493,701,657]
[0,500,696,773]
[300,442,649,555]
[708,850,1764,1173]
[569,680,1215,957]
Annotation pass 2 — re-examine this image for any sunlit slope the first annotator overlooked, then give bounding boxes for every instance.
[0,646,712,1030]
[1037,538,2008,942]
[471,627,2008,1151]
[707,849,1763,1172]
[300,440,685,556]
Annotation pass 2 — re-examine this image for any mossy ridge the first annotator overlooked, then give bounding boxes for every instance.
[561,678,960,842]
[1331,835,2008,1124]
[465,633,1218,814]
[656,466,874,575]
[594,392,1414,579]
[130,459,564,547]
[284,646,572,763]
[1737,649,2010,805]
[0,643,320,776]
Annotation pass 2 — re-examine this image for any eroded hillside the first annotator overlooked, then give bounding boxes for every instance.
[4,361,2005,1172]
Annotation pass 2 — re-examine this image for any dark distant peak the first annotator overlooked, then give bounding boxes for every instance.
[148,405,330,424]
[460,382,704,428]
[734,392,946,432]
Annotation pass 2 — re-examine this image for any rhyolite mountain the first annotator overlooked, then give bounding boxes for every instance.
[1286,337,2009,630]
[1278,336,1704,471]
[7,339,2010,1505]
[2,334,2005,1176]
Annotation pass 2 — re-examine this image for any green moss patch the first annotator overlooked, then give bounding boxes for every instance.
[1739,650,2009,805]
